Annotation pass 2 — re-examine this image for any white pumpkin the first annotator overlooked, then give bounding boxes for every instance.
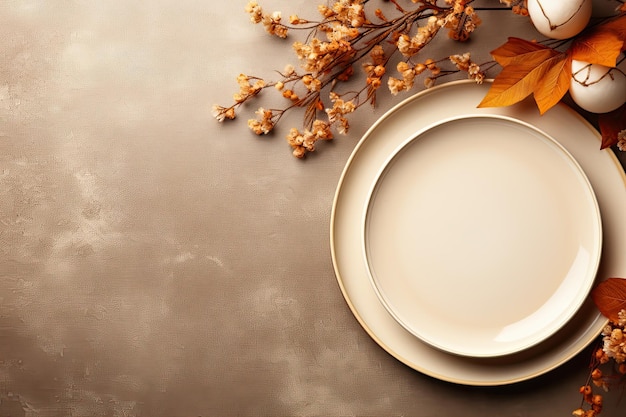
[569,59,626,113]
[527,0,592,39]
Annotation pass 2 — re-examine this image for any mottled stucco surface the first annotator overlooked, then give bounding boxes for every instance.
[1,1,625,416]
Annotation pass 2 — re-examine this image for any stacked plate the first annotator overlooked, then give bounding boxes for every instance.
[330,80,626,386]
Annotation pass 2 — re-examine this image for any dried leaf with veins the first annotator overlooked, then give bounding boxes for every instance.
[591,278,626,323]
[598,104,626,149]
[597,13,626,48]
[478,38,568,112]
[533,53,572,114]
[570,14,626,67]
[490,37,554,66]
[481,20,626,115]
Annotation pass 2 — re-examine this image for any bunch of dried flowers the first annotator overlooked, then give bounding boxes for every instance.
[574,278,626,417]
[573,313,626,417]
[213,0,526,158]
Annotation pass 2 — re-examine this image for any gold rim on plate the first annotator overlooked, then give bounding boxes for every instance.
[330,80,626,386]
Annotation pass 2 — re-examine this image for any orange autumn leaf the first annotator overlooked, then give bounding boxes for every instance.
[570,14,626,66]
[598,104,626,149]
[591,278,626,323]
[478,48,562,109]
[480,18,625,114]
[569,29,623,67]
[491,37,554,67]
[533,53,572,115]
[598,13,626,47]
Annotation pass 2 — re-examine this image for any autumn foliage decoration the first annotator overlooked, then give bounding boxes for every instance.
[479,13,626,149]
[592,279,626,325]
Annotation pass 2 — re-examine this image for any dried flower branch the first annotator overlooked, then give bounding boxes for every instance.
[213,0,515,158]
[215,1,625,159]
[573,317,626,417]
[573,279,626,417]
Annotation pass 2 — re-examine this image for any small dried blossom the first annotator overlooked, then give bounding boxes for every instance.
[327,23,360,42]
[282,89,299,101]
[246,1,288,37]
[499,0,528,16]
[263,11,288,38]
[387,77,406,95]
[442,2,483,41]
[302,74,322,92]
[397,16,442,57]
[449,52,471,71]
[399,61,417,88]
[388,61,426,95]
[617,130,626,152]
[576,383,604,417]
[601,311,626,363]
[212,105,236,122]
[283,64,296,77]
[245,1,263,24]
[286,120,333,158]
[293,34,357,75]
[590,367,609,393]
[468,63,484,83]
[289,14,305,25]
[326,92,356,134]
[425,58,441,76]
[248,107,276,135]
[317,4,334,19]
[362,45,388,101]
[234,74,265,103]
[331,0,368,28]
[450,53,485,83]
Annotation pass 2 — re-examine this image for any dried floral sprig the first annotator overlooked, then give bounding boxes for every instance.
[499,0,528,16]
[573,317,626,417]
[618,130,626,151]
[573,279,626,417]
[213,0,518,158]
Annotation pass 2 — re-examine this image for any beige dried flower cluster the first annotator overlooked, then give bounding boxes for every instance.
[498,0,528,15]
[601,310,626,365]
[213,0,523,158]
[573,309,626,417]
[245,1,288,37]
[617,130,626,151]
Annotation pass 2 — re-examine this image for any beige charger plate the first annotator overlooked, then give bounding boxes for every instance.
[330,80,626,385]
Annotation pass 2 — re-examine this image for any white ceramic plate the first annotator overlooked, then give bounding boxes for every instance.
[363,115,602,357]
[363,115,602,358]
[330,80,626,385]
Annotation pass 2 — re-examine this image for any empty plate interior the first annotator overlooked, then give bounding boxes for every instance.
[363,115,602,357]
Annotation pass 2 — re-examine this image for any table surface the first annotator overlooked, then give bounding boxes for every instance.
[1,1,625,416]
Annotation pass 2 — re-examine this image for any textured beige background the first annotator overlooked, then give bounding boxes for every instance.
[1,1,625,416]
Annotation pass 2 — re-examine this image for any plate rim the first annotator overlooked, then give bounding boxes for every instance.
[361,113,603,358]
[329,79,626,386]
